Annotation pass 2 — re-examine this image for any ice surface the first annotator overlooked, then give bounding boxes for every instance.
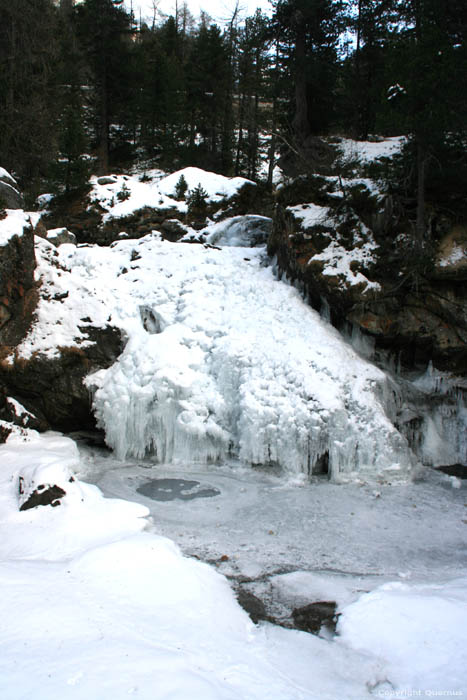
[203,215,271,247]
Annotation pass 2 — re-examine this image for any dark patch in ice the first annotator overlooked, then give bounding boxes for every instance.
[436,464,467,479]
[136,478,220,501]
[139,305,164,334]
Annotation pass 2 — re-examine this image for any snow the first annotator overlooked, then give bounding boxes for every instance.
[0,209,37,247]
[438,241,465,267]
[1,431,466,699]
[309,238,381,291]
[8,214,414,479]
[73,234,411,479]
[338,136,406,165]
[337,579,467,694]
[0,166,17,186]
[287,203,330,228]
[10,236,111,360]
[2,162,466,697]
[88,166,254,223]
[158,166,254,201]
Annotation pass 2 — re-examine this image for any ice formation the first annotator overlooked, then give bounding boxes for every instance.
[51,216,415,481]
[408,363,467,467]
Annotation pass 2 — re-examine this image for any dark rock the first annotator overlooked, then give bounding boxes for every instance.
[0,423,12,443]
[0,390,46,432]
[0,324,124,432]
[236,589,270,624]
[160,218,188,242]
[292,601,338,635]
[0,170,23,209]
[0,215,38,347]
[19,481,66,511]
[97,176,118,185]
[269,196,467,375]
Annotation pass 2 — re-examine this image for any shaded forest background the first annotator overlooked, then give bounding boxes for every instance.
[1,0,467,234]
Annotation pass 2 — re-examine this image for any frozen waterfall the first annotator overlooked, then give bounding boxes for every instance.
[77,219,416,482]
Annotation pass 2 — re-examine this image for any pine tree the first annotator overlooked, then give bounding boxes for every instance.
[385,0,467,239]
[186,21,230,171]
[75,0,136,174]
[345,0,396,139]
[0,0,59,197]
[235,11,270,180]
[272,0,344,143]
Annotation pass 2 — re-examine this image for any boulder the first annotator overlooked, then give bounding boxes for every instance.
[0,168,23,209]
[46,227,77,247]
[292,601,338,635]
[19,480,66,511]
[17,461,76,511]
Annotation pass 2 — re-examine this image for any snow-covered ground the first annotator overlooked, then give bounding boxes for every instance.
[1,431,466,699]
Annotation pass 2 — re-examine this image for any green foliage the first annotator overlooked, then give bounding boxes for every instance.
[117,181,131,201]
[174,175,188,200]
[186,183,208,219]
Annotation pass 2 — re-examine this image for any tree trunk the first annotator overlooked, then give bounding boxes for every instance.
[97,61,109,175]
[415,136,427,242]
[292,9,310,142]
[60,0,74,16]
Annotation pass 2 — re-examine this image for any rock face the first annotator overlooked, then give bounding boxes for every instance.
[269,175,467,376]
[0,212,38,347]
[1,325,124,432]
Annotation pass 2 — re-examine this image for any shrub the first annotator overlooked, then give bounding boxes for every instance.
[174,174,188,200]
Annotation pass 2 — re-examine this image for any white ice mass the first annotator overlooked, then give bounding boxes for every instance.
[32,223,414,480]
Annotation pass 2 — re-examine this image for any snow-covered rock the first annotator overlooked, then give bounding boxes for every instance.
[46,227,77,247]
[0,167,23,209]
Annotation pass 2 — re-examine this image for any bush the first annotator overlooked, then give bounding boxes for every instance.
[174,174,188,200]
[186,183,208,219]
[117,181,131,202]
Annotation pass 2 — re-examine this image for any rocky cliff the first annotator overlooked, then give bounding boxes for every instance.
[269,138,467,376]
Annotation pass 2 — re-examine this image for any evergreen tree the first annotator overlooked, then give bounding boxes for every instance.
[75,0,136,174]
[55,6,91,194]
[342,0,396,139]
[272,0,344,143]
[235,11,270,179]
[385,0,467,238]
[0,0,59,197]
[186,21,231,171]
